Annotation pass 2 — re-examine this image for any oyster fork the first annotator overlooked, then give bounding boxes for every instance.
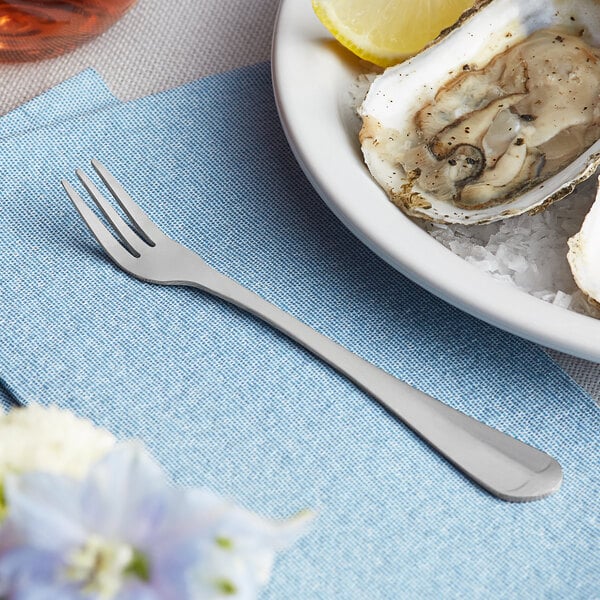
[62,160,563,502]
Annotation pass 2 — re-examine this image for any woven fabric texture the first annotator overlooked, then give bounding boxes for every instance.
[0,68,117,411]
[0,64,598,598]
[0,0,597,403]
[0,0,276,112]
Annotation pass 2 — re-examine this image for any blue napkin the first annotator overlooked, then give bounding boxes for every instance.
[0,379,13,410]
[0,62,598,598]
[0,68,117,139]
[0,68,117,409]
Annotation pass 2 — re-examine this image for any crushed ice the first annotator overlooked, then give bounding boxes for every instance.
[422,177,599,315]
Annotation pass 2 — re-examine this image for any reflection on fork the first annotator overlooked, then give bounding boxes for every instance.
[62,160,563,502]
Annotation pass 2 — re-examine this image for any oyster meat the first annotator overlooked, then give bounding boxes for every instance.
[360,0,600,224]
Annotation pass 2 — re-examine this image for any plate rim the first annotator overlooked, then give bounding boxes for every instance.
[271,0,600,363]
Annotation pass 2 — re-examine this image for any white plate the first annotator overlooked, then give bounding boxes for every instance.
[271,0,600,363]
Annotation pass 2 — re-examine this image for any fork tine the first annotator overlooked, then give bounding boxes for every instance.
[91,159,164,245]
[62,179,138,271]
[76,169,144,257]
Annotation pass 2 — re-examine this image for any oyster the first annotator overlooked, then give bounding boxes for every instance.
[359,0,600,224]
[568,177,600,306]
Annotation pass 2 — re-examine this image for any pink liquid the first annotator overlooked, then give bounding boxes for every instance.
[0,0,136,61]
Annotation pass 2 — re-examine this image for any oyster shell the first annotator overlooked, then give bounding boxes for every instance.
[568,176,600,306]
[359,0,600,224]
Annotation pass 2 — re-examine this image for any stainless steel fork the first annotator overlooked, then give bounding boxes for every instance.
[62,159,563,502]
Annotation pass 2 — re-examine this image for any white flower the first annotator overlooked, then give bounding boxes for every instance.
[0,404,115,500]
[0,443,313,599]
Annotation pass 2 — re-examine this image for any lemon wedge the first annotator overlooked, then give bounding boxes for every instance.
[312,0,477,67]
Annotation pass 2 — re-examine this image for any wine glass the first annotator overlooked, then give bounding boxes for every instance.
[0,0,137,62]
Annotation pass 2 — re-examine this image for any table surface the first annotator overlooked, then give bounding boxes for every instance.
[1,0,599,403]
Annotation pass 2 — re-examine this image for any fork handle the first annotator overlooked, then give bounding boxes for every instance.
[184,269,562,502]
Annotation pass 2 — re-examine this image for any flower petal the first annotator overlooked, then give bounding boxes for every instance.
[116,579,162,600]
[4,472,86,551]
[0,547,64,598]
[80,442,172,544]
